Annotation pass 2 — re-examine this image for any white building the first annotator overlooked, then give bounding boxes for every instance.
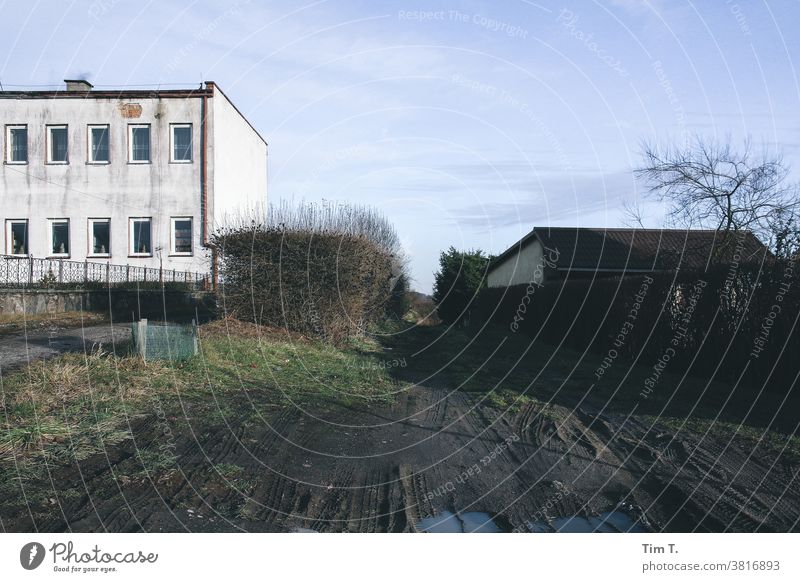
[0,80,267,277]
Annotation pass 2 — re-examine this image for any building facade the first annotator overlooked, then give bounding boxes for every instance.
[0,80,267,274]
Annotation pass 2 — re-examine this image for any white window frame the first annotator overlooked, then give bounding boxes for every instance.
[170,217,193,256]
[170,123,193,163]
[46,124,69,164]
[129,217,153,257]
[5,124,28,164]
[127,124,151,164]
[5,219,29,256]
[88,218,111,257]
[48,218,71,258]
[87,124,110,164]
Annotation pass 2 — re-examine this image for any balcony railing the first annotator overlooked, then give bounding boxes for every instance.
[0,255,209,290]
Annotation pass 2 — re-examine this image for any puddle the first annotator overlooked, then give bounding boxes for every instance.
[417,511,506,533]
[528,510,648,533]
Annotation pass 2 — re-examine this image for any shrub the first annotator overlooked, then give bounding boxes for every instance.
[211,201,407,342]
[432,247,491,324]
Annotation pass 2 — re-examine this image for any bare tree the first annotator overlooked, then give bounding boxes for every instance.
[635,136,800,249]
[621,198,646,228]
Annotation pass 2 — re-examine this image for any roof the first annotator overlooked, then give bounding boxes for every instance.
[0,81,268,147]
[0,86,211,99]
[490,227,770,273]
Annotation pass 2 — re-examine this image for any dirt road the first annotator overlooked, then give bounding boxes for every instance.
[2,383,797,532]
[0,323,130,372]
[1,324,798,533]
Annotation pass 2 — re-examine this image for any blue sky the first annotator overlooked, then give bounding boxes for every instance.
[2,0,799,291]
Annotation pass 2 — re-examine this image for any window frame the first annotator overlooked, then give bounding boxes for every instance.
[87,218,111,258]
[169,123,193,163]
[87,124,111,164]
[170,217,193,256]
[5,124,28,165]
[127,124,151,164]
[47,218,71,258]
[5,219,29,256]
[128,217,153,257]
[46,124,69,164]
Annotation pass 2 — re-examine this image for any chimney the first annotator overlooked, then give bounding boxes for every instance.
[64,79,93,92]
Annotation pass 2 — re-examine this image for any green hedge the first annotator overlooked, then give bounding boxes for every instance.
[213,225,400,342]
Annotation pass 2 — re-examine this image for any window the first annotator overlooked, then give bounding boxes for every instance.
[6,220,28,255]
[171,217,193,255]
[5,125,27,163]
[128,124,150,163]
[129,218,152,256]
[88,218,111,256]
[88,125,110,163]
[48,219,70,257]
[170,124,193,162]
[47,125,69,163]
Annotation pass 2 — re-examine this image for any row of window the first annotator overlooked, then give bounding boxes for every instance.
[4,123,193,165]
[5,217,194,258]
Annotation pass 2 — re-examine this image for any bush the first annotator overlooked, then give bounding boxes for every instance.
[211,201,407,343]
[432,247,491,324]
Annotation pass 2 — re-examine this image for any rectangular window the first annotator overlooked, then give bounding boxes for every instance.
[88,125,110,163]
[128,124,150,163]
[170,124,192,162]
[6,220,28,255]
[6,125,28,163]
[47,125,69,163]
[171,217,193,255]
[129,218,152,256]
[88,218,111,256]
[49,219,70,257]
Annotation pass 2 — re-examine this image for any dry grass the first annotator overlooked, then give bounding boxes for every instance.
[0,311,109,336]
[199,316,313,344]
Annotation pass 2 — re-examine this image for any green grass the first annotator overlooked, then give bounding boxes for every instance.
[0,319,409,468]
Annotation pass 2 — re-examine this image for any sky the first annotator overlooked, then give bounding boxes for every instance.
[2,0,799,292]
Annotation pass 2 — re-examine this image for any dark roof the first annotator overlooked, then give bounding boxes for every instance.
[0,87,211,99]
[490,227,770,273]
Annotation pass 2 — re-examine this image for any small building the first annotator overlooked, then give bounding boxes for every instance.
[0,79,267,275]
[487,226,770,288]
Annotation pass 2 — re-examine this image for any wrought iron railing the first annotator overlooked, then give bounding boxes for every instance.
[0,255,209,289]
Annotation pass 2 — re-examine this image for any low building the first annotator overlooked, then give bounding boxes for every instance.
[487,226,770,288]
[0,79,267,277]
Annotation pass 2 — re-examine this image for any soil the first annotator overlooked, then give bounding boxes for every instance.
[1,325,798,533]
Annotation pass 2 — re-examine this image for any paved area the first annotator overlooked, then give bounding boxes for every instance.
[0,323,131,372]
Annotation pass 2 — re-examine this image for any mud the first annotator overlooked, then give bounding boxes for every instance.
[2,380,798,533]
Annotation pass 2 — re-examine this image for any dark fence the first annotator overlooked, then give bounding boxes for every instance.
[476,261,800,395]
[0,255,209,290]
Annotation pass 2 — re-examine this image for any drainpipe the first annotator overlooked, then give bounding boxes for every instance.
[201,83,216,291]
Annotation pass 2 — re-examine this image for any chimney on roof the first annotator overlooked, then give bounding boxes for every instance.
[64,79,93,92]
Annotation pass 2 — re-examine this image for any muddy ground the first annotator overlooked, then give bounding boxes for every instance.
[1,325,798,533]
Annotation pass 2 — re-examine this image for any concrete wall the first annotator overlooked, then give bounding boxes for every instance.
[209,85,268,230]
[487,238,547,288]
[0,289,216,322]
[0,289,89,315]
